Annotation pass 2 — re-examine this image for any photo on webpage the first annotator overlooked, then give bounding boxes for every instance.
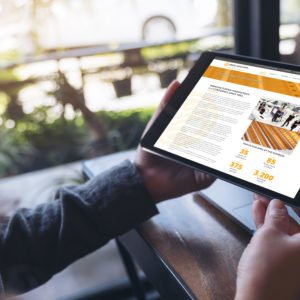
[242,98,300,155]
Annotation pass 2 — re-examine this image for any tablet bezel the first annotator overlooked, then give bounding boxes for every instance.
[141,51,300,207]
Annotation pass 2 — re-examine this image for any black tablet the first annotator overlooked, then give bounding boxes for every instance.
[141,51,300,206]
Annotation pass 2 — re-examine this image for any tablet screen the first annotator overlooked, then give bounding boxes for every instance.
[154,57,300,199]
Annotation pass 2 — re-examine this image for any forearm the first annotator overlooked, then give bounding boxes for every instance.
[0,160,158,294]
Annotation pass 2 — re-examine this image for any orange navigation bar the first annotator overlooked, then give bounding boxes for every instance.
[203,66,300,98]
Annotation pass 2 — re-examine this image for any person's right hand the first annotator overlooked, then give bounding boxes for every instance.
[235,198,300,300]
[252,194,300,232]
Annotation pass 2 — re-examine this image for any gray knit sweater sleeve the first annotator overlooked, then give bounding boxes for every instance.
[0,160,158,295]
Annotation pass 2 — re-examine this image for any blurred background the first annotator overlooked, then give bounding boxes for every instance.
[0,0,233,179]
[0,0,300,299]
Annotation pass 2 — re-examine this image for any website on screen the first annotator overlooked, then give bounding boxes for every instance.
[155,58,300,198]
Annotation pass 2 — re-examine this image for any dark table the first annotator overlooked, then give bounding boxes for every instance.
[83,150,251,300]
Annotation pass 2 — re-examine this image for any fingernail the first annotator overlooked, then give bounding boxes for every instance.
[171,79,180,86]
[268,199,288,217]
[270,199,285,210]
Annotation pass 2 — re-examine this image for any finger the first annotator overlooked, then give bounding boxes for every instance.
[264,199,289,233]
[142,80,180,136]
[252,199,267,229]
[160,80,181,108]
[253,193,271,206]
[194,170,216,189]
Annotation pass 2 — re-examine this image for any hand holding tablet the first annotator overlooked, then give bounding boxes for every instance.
[135,80,215,202]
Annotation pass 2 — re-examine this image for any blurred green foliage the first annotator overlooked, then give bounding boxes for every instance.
[0,106,154,178]
[0,62,156,179]
[141,41,198,60]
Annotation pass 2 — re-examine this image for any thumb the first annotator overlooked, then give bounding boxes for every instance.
[141,80,180,137]
[264,199,289,233]
[154,79,180,118]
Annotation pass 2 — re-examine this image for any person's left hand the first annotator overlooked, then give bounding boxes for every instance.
[135,80,215,203]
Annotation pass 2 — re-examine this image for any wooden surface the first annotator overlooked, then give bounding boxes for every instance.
[119,193,251,300]
[83,150,252,300]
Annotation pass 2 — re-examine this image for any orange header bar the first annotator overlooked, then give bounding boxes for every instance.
[203,66,300,98]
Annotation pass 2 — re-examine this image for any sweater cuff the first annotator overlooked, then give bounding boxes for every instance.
[75,160,159,236]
